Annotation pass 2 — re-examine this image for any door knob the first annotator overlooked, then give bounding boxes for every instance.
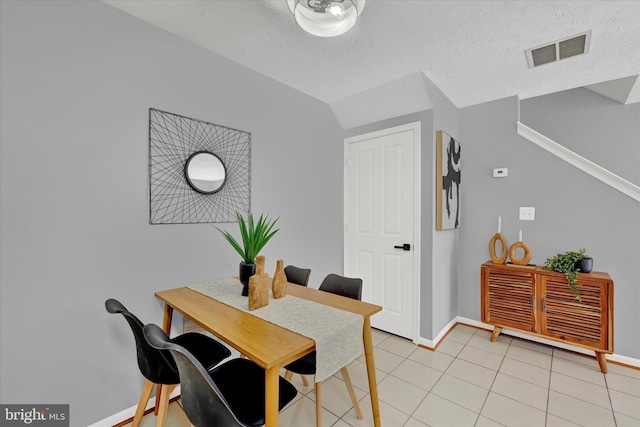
[393,244,411,251]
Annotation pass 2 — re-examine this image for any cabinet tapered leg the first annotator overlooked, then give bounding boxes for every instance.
[490,327,502,342]
[595,352,608,373]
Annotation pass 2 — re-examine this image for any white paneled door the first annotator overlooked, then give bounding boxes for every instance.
[344,122,420,340]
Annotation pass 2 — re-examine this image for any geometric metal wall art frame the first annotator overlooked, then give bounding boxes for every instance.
[149,108,251,224]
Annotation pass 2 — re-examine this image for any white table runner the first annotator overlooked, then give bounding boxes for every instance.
[188,277,364,383]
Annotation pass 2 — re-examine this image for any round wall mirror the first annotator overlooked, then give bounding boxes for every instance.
[184,151,227,194]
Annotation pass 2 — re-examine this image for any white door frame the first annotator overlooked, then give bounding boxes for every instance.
[343,121,421,343]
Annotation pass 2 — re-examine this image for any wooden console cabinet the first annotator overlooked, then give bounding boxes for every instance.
[481,261,614,373]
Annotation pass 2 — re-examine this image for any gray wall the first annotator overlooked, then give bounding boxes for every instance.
[0,1,343,425]
[521,89,640,358]
[458,91,640,358]
[423,75,461,338]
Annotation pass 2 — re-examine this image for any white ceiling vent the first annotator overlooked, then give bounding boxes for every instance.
[526,30,592,68]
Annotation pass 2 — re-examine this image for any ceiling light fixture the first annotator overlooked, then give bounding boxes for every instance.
[287,0,366,37]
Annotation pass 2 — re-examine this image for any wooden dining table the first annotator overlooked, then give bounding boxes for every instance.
[155,281,383,427]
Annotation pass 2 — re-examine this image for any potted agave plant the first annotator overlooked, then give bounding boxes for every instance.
[543,248,593,302]
[219,212,279,296]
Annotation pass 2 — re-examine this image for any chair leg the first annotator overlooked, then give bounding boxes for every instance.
[156,384,176,427]
[154,385,162,416]
[340,367,363,419]
[284,370,309,387]
[284,370,293,381]
[314,381,322,427]
[132,380,155,427]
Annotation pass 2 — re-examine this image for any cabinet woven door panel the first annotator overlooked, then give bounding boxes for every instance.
[541,276,608,349]
[482,268,536,332]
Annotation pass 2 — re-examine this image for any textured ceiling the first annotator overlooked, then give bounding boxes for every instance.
[103,0,640,108]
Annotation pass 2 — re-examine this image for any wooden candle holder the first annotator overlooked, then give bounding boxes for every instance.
[488,233,508,264]
[508,241,532,265]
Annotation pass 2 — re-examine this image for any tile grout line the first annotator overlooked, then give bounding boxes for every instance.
[382,337,432,425]
[603,368,619,427]
[402,344,429,427]
[465,333,624,413]
[354,327,635,426]
[545,348,554,427]
[550,347,622,426]
[417,330,494,426]
[474,335,510,427]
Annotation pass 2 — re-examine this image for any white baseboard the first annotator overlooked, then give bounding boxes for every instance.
[607,353,640,368]
[415,316,460,348]
[88,386,181,427]
[419,316,640,369]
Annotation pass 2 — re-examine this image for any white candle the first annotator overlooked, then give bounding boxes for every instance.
[519,230,523,242]
[498,216,502,234]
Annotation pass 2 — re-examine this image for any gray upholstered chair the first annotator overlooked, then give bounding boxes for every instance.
[284,265,311,286]
[283,274,364,426]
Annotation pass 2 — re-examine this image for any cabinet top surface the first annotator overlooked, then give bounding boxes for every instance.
[481,261,612,281]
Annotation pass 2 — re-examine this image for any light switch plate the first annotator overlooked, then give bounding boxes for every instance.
[519,207,535,221]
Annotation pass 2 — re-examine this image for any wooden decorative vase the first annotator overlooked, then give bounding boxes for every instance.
[255,255,265,276]
[248,274,269,311]
[272,259,287,299]
[248,255,270,310]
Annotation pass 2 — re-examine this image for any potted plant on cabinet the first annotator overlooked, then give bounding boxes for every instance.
[542,248,593,302]
[218,212,279,296]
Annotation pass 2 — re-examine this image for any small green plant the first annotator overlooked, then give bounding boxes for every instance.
[543,249,589,301]
[218,212,279,265]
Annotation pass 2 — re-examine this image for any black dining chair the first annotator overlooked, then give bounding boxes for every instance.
[105,298,231,427]
[143,323,298,427]
[283,273,364,426]
[284,265,311,287]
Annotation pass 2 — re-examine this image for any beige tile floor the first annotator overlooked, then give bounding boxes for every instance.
[125,324,640,426]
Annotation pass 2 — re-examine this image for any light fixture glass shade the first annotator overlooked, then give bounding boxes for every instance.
[287,0,365,37]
